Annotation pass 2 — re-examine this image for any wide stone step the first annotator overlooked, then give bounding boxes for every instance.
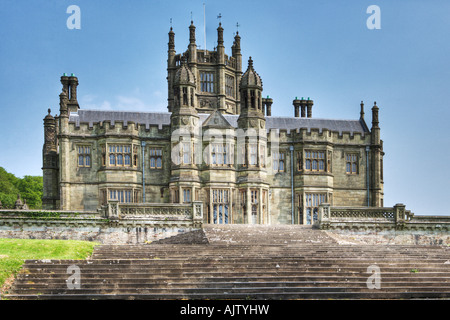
[7,224,450,300]
[15,278,450,291]
[7,291,450,300]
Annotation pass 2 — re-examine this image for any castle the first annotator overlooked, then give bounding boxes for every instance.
[42,21,384,225]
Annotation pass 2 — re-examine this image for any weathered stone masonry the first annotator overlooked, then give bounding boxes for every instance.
[42,21,384,226]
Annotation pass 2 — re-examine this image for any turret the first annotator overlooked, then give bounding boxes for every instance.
[232,31,242,72]
[188,21,198,82]
[172,56,197,113]
[42,108,60,210]
[238,57,264,122]
[167,27,177,112]
[217,23,225,64]
[370,101,383,207]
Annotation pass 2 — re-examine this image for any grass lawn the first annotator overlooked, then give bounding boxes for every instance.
[0,238,98,297]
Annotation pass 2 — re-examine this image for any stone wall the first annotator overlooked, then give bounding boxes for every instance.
[325,229,450,246]
[0,201,203,244]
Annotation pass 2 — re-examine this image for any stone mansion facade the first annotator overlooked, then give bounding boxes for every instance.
[42,21,384,225]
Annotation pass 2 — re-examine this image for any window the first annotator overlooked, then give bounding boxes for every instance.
[109,145,132,167]
[172,188,180,203]
[182,142,191,164]
[260,145,265,167]
[200,72,215,93]
[304,151,325,172]
[273,152,285,172]
[251,189,258,224]
[212,189,229,224]
[239,189,247,222]
[296,193,303,224]
[183,188,191,203]
[225,75,234,97]
[305,193,326,225]
[296,151,302,171]
[249,144,257,166]
[77,145,91,167]
[109,189,133,203]
[211,143,231,166]
[150,148,163,169]
[238,144,247,166]
[250,90,255,108]
[182,87,188,105]
[101,145,106,166]
[327,151,332,173]
[346,154,358,174]
[133,145,138,167]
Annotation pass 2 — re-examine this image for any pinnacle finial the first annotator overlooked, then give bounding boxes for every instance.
[248,56,253,67]
[48,108,51,115]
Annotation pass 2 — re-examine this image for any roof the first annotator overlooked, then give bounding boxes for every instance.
[70,109,369,134]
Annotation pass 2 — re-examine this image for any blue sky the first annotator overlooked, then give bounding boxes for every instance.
[0,0,449,215]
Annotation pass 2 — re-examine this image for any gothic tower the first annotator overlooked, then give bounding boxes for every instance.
[237,57,268,224]
[169,56,201,204]
[167,22,243,115]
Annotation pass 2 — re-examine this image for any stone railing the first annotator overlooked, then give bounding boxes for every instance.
[102,201,203,228]
[0,202,204,244]
[317,203,449,231]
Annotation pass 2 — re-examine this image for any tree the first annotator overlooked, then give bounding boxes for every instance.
[0,167,43,209]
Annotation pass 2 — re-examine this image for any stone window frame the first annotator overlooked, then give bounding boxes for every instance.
[210,143,229,166]
[345,153,359,175]
[212,189,230,224]
[182,188,191,203]
[259,144,266,168]
[249,144,258,166]
[304,150,325,172]
[200,71,215,93]
[250,189,259,224]
[149,147,163,169]
[273,151,285,172]
[108,189,133,203]
[182,142,191,165]
[305,193,327,225]
[296,151,303,172]
[225,74,234,97]
[77,145,91,168]
[107,144,133,168]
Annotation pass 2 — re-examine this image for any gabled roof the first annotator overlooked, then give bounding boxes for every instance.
[201,110,233,129]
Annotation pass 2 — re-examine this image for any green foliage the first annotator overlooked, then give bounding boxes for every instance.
[0,167,43,209]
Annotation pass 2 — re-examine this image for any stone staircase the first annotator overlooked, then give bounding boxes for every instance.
[6,224,450,300]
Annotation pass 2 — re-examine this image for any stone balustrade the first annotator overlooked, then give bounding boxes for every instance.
[318,203,449,231]
[102,201,203,227]
[0,202,204,244]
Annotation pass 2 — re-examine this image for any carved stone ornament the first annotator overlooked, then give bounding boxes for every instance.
[199,98,217,109]
[181,117,189,125]
[250,119,256,127]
